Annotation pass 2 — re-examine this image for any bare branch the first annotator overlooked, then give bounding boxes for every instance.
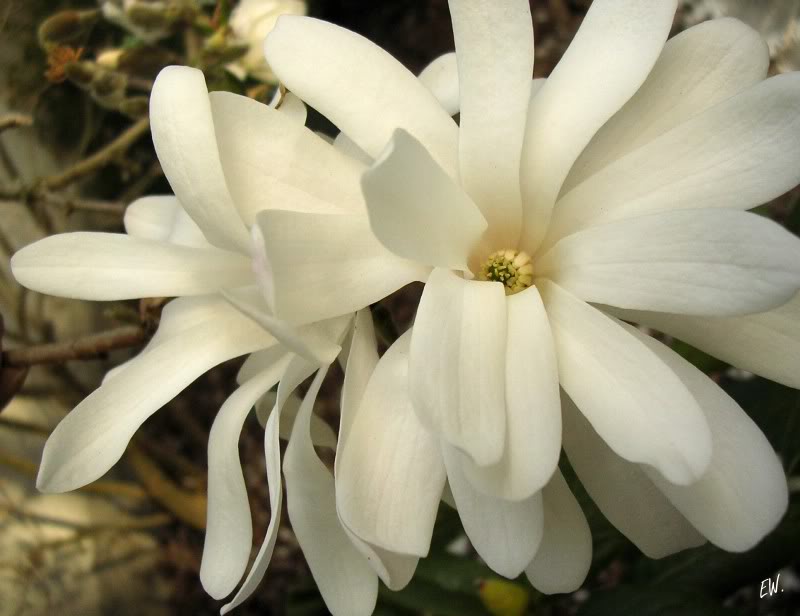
[0,113,33,134]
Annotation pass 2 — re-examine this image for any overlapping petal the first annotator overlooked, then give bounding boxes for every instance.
[417,52,460,116]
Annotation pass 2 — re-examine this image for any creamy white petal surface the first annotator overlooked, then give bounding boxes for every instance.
[150,66,250,252]
[450,0,533,247]
[417,52,460,116]
[363,129,487,271]
[519,0,676,252]
[539,209,800,317]
[36,296,277,492]
[337,330,446,557]
[562,393,706,559]
[124,195,209,248]
[525,471,591,594]
[539,280,712,485]
[201,349,292,599]
[461,286,561,501]
[284,368,379,616]
[409,269,507,466]
[264,16,459,174]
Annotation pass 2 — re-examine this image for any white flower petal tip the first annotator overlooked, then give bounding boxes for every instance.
[362,129,487,271]
[417,52,459,116]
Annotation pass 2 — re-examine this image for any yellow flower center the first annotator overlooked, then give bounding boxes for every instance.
[479,249,534,295]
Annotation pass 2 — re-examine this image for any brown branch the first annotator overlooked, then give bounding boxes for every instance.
[0,113,33,134]
[36,190,126,216]
[39,116,150,191]
[2,325,146,368]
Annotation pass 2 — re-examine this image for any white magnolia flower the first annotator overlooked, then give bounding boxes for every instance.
[250,0,800,590]
[226,0,307,83]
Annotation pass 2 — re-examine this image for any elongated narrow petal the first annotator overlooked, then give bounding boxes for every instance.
[562,393,705,559]
[150,66,250,252]
[254,209,429,325]
[201,350,292,599]
[539,281,711,485]
[209,91,366,223]
[418,52,459,116]
[461,286,560,500]
[610,293,800,388]
[222,355,316,614]
[124,195,209,248]
[564,17,769,192]
[285,368,379,616]
[36,297,277,492]
[409,269,507,466]
[450,0,533,246]
[538,209,800,317]
[362,129,487,271]
[626,326,788,552]
[444,443,543,578]
[264,16,458,174]
[547,73,800,244]
[526,471,591,594]
[11,232,252,300]
[337,331,446,557]
[519,0,676,252]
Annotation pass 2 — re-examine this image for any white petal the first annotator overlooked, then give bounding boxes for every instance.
[284,368,379,616]
[443,443,543,578]
[547,73,800,244]
[201,350,292,599]
[222,354,316,614]
[409,269,506,466]
[626,327,788,552]
[124,195,180,242]
[254,390,337,449]
[563,17,769,192]
[450,0,533,246]
[417,52,459,116]
[610,292,800,388]
[333,131,372,166]
[525,471,591,595]
[538,209,800,317]
[209,91,366,222]
[254,209,429,325]
[538,280,711,485]
[362,129,487,271]
[36,296,277,492]
[264,16,458,175]
[461,286,561,501]
[337,330,446,557]
[519,0,676,252]
[150,66,249,252]
[278,91,307,124]
[11,232,252,300]
[561,392,705,559]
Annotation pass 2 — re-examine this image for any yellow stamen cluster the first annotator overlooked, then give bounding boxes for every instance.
[479,249,534,295]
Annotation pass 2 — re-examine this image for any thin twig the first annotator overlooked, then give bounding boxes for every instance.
[3,325,146,368]
[0,415,50,437]
[36,190,126,216]
[39,116,150,191]
[0,113,33,134]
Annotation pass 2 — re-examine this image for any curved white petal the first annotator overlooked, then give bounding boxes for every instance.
[461,286,561,500]
[525,471,591,595]
[443,443,543,578]
[418,52,459,116]
[124,195,180,242]
[450,0,533,247]
[409,269,506,466]
[626,326,788,552]
[264,16,458,175]
[561,392,705,559]
[278,91,307,124]
[539,280,711,485]
[201,349,292,599]
[563,17,769,192]
[36,296,278,492]
[11,232,252,300]
[538,209,800,317]
[519,0,676,252]
[209,91,366,222]
[284,368,379,616]
[362,129,487,271]
[333,131,373,166]
[337,330,446,557]
[617,298,800,390]
[150,66,249,252]
[254,209,429,325]
[547,73,800,244]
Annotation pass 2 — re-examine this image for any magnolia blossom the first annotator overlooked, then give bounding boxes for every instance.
[226,0,307,82]
[251,0,800,592]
